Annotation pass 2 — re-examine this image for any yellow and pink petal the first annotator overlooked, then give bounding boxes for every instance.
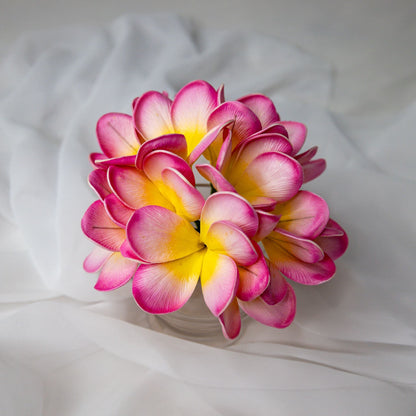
[132,251,203,314]
[263,236,336,285]
[187,120,234,165]
[206,101,262,163]
[205,220,259,267]
[127,205,204,263]
[108,166,173,210]
[201,249,238,316]
[266,229,325,263]
[171,80,218,154]
[230,152,303,206]
[199,191,258,241]
[160,168,205,222]
[208,101,262,147]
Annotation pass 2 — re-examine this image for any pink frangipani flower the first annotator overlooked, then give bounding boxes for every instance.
[127,192,260,316]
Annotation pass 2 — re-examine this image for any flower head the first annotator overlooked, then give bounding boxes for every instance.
[81,80,348,339]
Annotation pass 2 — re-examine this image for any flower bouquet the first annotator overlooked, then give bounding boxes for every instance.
[81,80,348,339]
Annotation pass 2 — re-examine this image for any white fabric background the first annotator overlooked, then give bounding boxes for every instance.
[0,8,415,416]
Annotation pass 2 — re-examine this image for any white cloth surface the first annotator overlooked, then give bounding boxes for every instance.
[0,13,415,415]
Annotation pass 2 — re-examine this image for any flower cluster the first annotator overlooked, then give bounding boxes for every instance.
[81,80,348,339]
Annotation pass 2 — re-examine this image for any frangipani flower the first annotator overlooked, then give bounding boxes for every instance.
[81,80,348,340]
[127,192,262,317]
[263,191,348,284]
[107,146,204,222]
[82,145,206,289]
[197,132,304,210]
[133,80,221,157]
[202,93,325,182]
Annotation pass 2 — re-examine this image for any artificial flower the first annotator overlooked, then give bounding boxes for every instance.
[127,192,262,317]
[81,80,348,340]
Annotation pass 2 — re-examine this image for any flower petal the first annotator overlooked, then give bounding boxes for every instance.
[135,134,188,170]
[254,123,288,138]
[96,113,139,158]
[90,152,107,167]
[81,200,125,251]
[261,260,289,305]
[277,121,307,155]
[315,218,349,260]
[95,155,136,168]
[201,249,238,316]
[143,149,195,186]
[267,229,324,263]
[88,169,111,200]
[208,101,262,146]
[120,239,142,261]
[205,220,258,267]
[133,91,174,139]
[219,298,241,339]
[171,80,218,154]
[200,191,258,241]
[273,190,329,239]
[239,284,296,328]
[231,152,303,205]
[206,101,262,162]
[132,251,203,313]
[263,237,336,285]
[229,133,293,173]
[108,166,172,210]
[215,129,232,172]
[127,205,204,263]
[217,84,225,104]
[237,93,280,127]
[161,168,205,222]
[302,158,327,183]
[295,145,318,164]
[196,164,236,193]
[187,120,234,165]
[83,246,112,273]
[94,252,138,291]
[253,210,280,241]
[236,244,270,301]
[103,194,135,227]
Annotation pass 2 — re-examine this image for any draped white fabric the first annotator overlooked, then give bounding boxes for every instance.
[0,13,415,415]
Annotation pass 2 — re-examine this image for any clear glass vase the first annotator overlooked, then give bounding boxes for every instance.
[147,283,244,347]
